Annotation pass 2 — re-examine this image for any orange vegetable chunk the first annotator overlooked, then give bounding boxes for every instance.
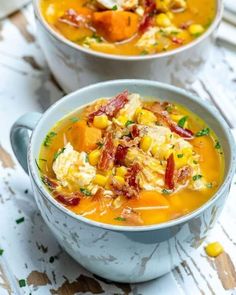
[92,11,139,42]
[67,120,102,152]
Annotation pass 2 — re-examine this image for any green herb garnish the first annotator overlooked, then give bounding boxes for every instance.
[80,188,92,196]
[215,141,221,149]
[162,189,172,195]
[195,128,210,137]
[85,154,89,162]
[125,120,134,127]
[114,217,126,221]
[97,142,104,149]
[177,154,184,158]
[192,175,202,181]
[206,183,213,188]
[39,158,47,162]
[0,249,4,256]
[43,131,57,147]
[111,4,118,10]
[35,159,41,172]
[53,147,65,161]
[16,217,25,224]
[178,116,188,128]
[193,160,198,164]
[70,117,79,123]
[92,33,102,43]
[140,50,148,55]
[19,279,26,288]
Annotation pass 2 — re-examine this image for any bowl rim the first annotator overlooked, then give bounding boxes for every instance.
[28,79,236,232]
[33,0,223,61]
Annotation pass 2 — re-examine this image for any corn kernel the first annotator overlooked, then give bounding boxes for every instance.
[156,13,172,28]
[93,174,108,186]
[114,175,125,185]
[116,115,128,126]
[188,24,204,36]
[205,242,224,257]
[136,109,156,125]
[151,144,159,156]
[140,136,153,152]
[116,166,127,177]
[88,150,101,166]
[134,107,143,120]
[93,115,109,129]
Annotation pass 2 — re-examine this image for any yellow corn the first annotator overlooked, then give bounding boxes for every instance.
[188,24,204,36]
[116,166,127,177]
[136,109,156,125]
[114,175,125,185]
[156,13,172,27]
[140,136,153,152]
[88,150,101,166]
[151,144,159,156]
[116,115,128,126]
[93,174,108,186]
[134,107,143,120]
[93,115,109,129]
[205,242,224,257]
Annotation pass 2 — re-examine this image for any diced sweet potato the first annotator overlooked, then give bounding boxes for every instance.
[92,11,139,42]
[67,120,102,152]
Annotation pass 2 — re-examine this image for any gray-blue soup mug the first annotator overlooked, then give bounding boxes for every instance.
[10,80,236,283]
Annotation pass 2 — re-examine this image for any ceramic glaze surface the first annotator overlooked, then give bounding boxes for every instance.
[11,80,236,282]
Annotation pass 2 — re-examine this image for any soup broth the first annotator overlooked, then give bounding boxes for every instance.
[40,0,216,56]
[39,91,224,226]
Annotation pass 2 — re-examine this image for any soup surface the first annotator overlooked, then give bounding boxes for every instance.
[40,0,216,56]
[38,91,224,226]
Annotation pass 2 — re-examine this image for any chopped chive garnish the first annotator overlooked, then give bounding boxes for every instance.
[162,189,172,195]
[193,160,198,164]
[125,120,134,127]
[96,142,104,149]
[70,117,79,123]
[43,131,57,147]
[53,148,65,161]
[35,159,41,172]
[0,249,4,256]
[192,175,202,181]
[140,50,148,55]
[19,279,26,288]
[16,217,25,224]
[92,33,102,43]
[195,128,210,137]
[177,154,183,158]
[215,141,221,149]
[178,116,188,128]
[85,154,89,162]
[80,188,92,196]
[111,4,118,10]
[114,217,126,221]
[39,158,47,162]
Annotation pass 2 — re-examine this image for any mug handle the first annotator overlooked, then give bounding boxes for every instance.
[10,112,42,174]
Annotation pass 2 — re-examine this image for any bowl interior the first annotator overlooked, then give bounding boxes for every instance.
[29,79,236,230]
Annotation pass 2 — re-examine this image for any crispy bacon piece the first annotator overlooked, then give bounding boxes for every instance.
[88,91,129,122]
[165,153,175,190]
[56,193,80,206]
[171,37,184,45]
[126,163,141,188]
[139,0,156,32]
[121,207,144,225]
[177,165,192,185]
[98,133,116,171]
[115,145,128,165]
[119,137,140,148]
[169,124,194,139]
[59,9,88,28]
[130,125,140,138]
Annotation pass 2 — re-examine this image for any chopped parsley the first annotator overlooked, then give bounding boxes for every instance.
[215,141,221,149]
[192,175,202,181]
[35,159,41,171]
[162,189,172,195]
[178,116,188,128]
[80,188,92,196]
[140,50,148,55]
[16,217,25,224]
[53,147,65,161]
[39,158,47,162]
[0,249,4,256]
[114,217,126,221]
[195,128,210,137]
[43,131,57,147]
[193,160,198,164]
[206,183,213,189]
[125,120,134,127]
[85,154,89,162]
[18,279,26,288]
[177,154,184,158]
[97,142,104,149]
[92,33,102,43]
[70,117,79,123]
[111,4,118,10]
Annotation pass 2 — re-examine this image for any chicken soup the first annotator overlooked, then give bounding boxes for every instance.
[38,91,224,226]
[40,0,216,56]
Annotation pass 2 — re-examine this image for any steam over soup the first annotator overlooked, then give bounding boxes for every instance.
[38,91,224,226]
[40,0,216,56]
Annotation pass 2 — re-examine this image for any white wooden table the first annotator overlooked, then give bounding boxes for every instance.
[0,4,236,295]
